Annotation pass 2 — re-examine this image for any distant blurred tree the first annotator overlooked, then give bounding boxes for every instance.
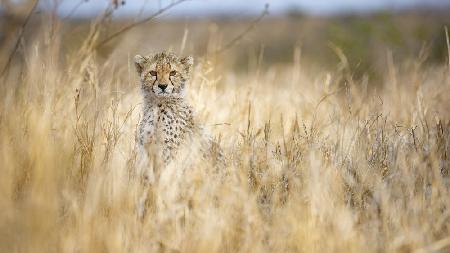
[286,7,307,20]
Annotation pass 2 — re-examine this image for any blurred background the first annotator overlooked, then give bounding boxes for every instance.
[1,2,450,252]
[1,0,449,83]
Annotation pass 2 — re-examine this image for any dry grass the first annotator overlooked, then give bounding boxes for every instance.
[0,11,449,253]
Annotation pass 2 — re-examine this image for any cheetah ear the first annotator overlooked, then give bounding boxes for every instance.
[180,56,194,72]
[134,54,147,74]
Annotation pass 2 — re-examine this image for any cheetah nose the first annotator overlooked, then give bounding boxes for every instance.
[158,84,168,91]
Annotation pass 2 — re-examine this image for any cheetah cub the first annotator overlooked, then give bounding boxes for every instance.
[135,51,198,167]
[135,51,224,172]
[134,52,223,219]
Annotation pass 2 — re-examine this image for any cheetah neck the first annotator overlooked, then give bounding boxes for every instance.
[144,96,188,108]
[143,96,194,119]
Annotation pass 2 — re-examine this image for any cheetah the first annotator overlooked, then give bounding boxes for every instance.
[133,51,223,219]
[135,52,197,165]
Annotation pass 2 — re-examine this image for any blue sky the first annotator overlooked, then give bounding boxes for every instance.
[43,0,450,18]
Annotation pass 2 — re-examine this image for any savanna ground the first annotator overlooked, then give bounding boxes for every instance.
[0,2,450,252]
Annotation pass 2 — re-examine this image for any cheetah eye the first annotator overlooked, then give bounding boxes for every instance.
[169,70,177,76]
[149,71,157,77]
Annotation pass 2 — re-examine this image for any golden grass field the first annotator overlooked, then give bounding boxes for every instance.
[0,5,450,253]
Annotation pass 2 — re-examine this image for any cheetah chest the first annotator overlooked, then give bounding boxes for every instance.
[154,104,194,156]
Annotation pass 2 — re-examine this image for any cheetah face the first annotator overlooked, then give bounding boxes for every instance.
[134,52,193,99]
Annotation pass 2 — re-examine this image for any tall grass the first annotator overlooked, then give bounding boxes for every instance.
[0,12,449,253]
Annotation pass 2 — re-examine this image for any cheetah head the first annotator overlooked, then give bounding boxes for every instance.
[134,52,193,99]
